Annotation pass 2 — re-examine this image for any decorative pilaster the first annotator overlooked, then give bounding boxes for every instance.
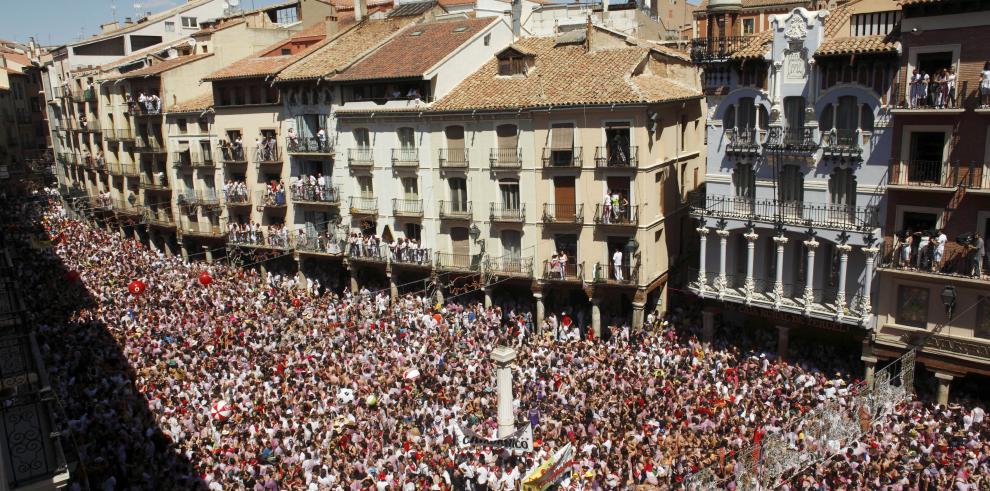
[772,235,789,307]
[696,227,710,293]
[861,246,879,319]
[835,244,852,315]
[715,229,730,295]
[802,239,819,314]
[743,230,759,302]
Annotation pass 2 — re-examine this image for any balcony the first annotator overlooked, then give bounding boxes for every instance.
[689,194,881,232]
[111,199,142,217]
[392,246,433,267]
[878,241,987,283]
[490,148,522,169]
[179,218,226,238]
[594,146,638,169]
[439,200,472,220]
[392,148,419,168]
[542,204,584,224]
[294,233,345,257]
[349,196,378,216]
[542,260,584,283]
[890,81,968,114]
[689,36,753,63]
[821,129,862,157]
[485,255,533,277]
[725,128,761,155]
[438,148,469,169]
[436,252,482,272]
[118,163,139,177]
[81,120,101,133]
[139,174,171,191]
[490,203,525,223]
[191,191,221,207]
[132,103,162,117]
[217,147,248,165]
[348,148,374,168]
[229,229,291,250]
[256,190,287,210]
[594,204,638,227]
[143,209,176,228]
[134,137,166,153]
[290,184,341,205]
[764,127,817,153]
[347,243,388,263]
[105,128,135,142]
[224,187,251,206]
[888,160,984,190]
[542,147,582,168]
[593,262,640,285]
[393,198,424,218]
[286,136,333,156]
[82,88,97,102]
[253,144,282,165]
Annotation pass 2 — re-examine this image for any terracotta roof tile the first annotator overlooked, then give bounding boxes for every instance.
[276,18,418,81]
[108,54,213,80]
[816,34,898,56]
[731,31,772,60]
[428,37,701,112]
[168,92,214,113]
[899,0,944,4]
[191,18,247,37]
[203,23,331,81]
[331,18,495,82]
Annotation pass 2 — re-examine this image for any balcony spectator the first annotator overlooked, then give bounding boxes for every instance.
[602,190,612,224]
[316,127,327,152]
[935,228,948,270]
[981,61,990,108]
[287,127,299,151]
[947,67,958,108]
[233,136,244,159]
[407,86,422,101]
[612,248,623,281]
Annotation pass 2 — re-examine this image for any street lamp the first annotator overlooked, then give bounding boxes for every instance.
[941,285,957,317]
[468,223,481,242]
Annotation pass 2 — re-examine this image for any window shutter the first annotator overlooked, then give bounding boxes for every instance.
[550,123,573,149]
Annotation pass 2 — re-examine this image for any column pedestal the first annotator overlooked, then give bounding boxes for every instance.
[491,347,518,438]
[349,271,359,295]
[591,298,602,339]
[632,301,645,331]
[203,245,213,264]
[935,372,954,406]
[180,244,189,262]
[389,275,399,300]
[702,309,716,344]
[861,355,878,388]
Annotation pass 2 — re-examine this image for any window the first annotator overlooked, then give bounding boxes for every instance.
[733,163,755,200]
[165,21,175,32]
[500,179,520,210]
[198,119,209,133]
[496,124,517,149]
[976,298,990,339]
[498,56,526,76]
[275,7,298,24]
[549,122,574,165]
[742,19,755,35]
[177,118,187,134]
[484,34,491,46]
[181,16,198,28]
[829,168,857,209]
[397,127,416,149]
[357,176,374,198]
[449,178,468,211]
[896,285,929,328]
[851,11,901,36]
[779,164,804,205]
[402,177,418,199]
[281,48,292,55]
[354,128,370,148]
[783,96,805,131]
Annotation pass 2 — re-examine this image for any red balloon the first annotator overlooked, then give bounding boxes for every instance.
[292,298,302,308]
[199,271,213,286]
[65,270,81,282]
[128,280,146,296]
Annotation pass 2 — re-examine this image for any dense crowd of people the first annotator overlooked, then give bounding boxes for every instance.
[5,190,990,490]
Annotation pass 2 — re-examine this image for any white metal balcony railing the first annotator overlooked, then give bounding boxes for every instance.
[689,192,880,232]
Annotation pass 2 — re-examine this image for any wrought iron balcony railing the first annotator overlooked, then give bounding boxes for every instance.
[542,260,584,282]
[350,196,378,215]
[391,147,419,167]
[725,128,762,154]
[594,204,638,226]
[765,127,817,152]
[436,252,482,271]
[348,148,374,168]
[391,246,432,267]
[689,36,753,63]
[439,148,469,168]
[286,136,333,155]
[290,184,341,205]
[439,200,472,220]
[490,203,525,222]
[485,255,533,277]
[542,147,582,168]
[490,148,523,168]
[253,144,281,164]
[594,146,638,168]
[217,146,248,164]
[542,203,583,224]
[293,232,345,256]
[393,198,424,217]
[887,160,984,189]
[689,193,881,231]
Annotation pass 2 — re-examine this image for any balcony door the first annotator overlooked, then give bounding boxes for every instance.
[358,176,374,199]
[446,125,464,163]
[500,179,520,210]
[449,177,468,212]
[784,97,805,132]
[354,128,370,149]
[398,127,416,149]
[402,177,418,200]
[605,122,631,166]
[908,132,946,184]
[550,122,574,166]
[778,164,803,219]
[554,176,576,220]
[554,234,577,275]
[451,226,469,257]
[501,230,521,261]
[496,124,518,164]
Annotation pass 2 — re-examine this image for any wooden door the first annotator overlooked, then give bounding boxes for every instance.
[553,176,575,220]
[451,227,469,268]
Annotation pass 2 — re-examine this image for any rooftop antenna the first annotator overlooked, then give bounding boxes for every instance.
[112,0,118,22]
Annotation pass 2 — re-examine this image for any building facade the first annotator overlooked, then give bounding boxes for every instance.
[689,0,899,366]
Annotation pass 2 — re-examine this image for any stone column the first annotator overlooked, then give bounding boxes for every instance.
[835,244,852,314]
[491,346,518,438]
[162,236,174,257]
[180,243,189,262]
[203,245,213,264]
[935,372,954,406]
[744,230,758,301]
[349,266,359,294]
[533,292,545,333]
[631,301,645,331]
[484,287,493,309]
[296,258,308,291]
[777,325,790,361]
[715,229,730,294]
[133,227,141,242]
[860,246,878,320]
[702,309,716,344]
[802,239,819,313]
[773,235,789,307]
[696,227,710,292]
[861,355,877,387]
[591,297,602,339]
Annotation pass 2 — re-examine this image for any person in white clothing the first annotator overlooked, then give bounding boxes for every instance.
[612,248,623,281]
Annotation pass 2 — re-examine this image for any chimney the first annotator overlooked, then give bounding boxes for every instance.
[100,21,120,33]
[511,0,522,37]
[325,15,340,37]
[603,0,609,13]
[123,17,134,27]
[354,0,368,22]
